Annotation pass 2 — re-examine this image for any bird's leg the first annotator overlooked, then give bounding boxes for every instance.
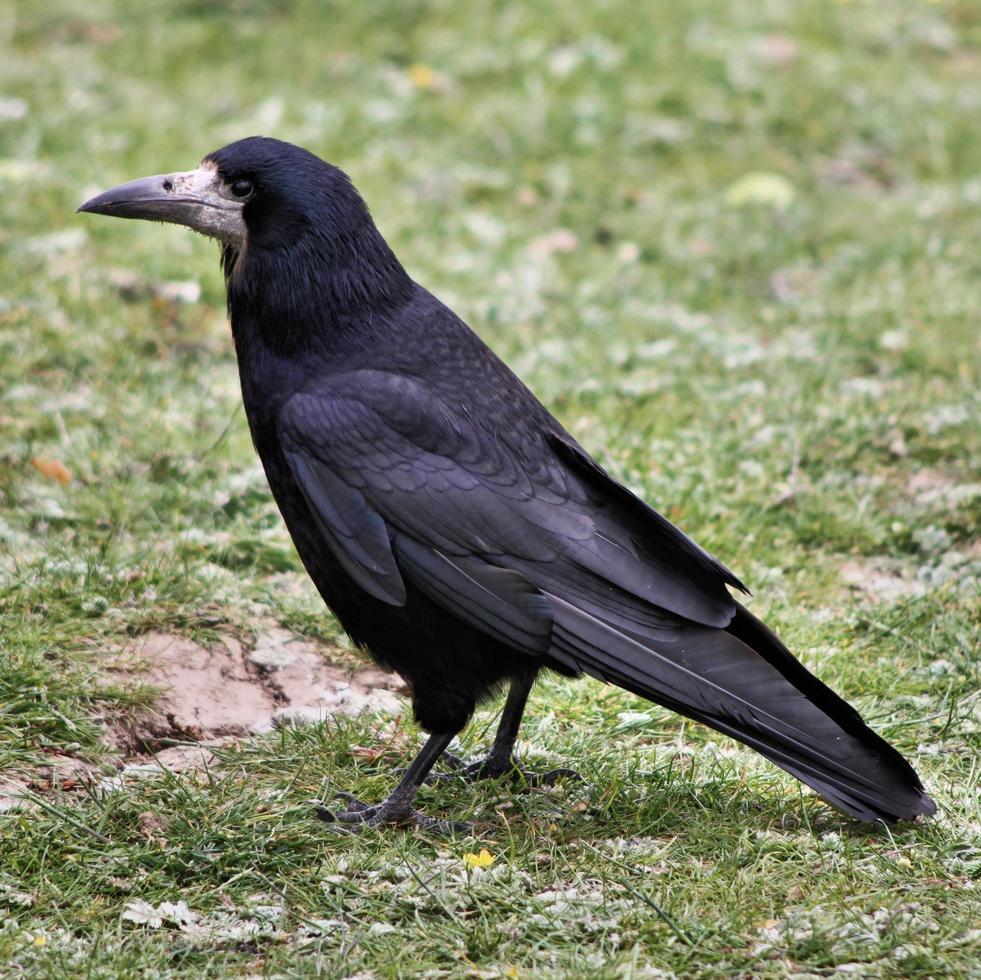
[438,675,581,786]
[317,729,470,833]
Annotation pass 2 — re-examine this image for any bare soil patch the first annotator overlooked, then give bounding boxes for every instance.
[108,628,404,754]
[4,629,405,807]
[906,468,980,508]
[839,559,924,603]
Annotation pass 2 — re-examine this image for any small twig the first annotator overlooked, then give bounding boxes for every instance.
[400,856,462,923]
[18,789,110,844]
[852,616,932,657]
[250,870,341,936]
[195,405,242,462]
[612,873,695,946]
[577,841,697,946]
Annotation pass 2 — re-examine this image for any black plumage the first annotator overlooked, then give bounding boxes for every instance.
[78,137,936,827]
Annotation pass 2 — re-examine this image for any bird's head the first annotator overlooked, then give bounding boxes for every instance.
[78,137,411,331]
[78,136,369,253]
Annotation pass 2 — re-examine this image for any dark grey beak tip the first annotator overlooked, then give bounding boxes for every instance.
[76,190,130,218]
[74,175,178,221]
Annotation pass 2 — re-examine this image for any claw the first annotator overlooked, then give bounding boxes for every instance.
[407,813,473,835]
[314,795,472,835]
[332,790,372,812]
[524,766,583,787]
[336,805,384,823]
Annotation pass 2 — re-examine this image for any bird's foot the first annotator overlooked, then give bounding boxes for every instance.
[316,792,471,835]
[433,753,581,787]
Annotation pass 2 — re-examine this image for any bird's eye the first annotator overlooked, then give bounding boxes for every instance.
[229,179,254,199]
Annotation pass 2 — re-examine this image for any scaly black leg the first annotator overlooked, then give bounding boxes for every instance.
[438,674,580,786]
[316,729,470,833]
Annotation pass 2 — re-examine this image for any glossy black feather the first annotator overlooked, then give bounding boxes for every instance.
[207,136,933,822]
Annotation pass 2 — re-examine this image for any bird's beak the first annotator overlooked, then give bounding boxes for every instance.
[77,164,245,243]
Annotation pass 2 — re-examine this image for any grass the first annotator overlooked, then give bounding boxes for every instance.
[1,0,979,975]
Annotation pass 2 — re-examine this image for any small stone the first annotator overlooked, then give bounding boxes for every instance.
[0,97,28,120]
[272,705,328,729]
[616,241,640,262]
[752,35,798,68]
[156,280,201,304]
[529,228,578,257]
[0,781,29,813]
[109,270,201,304]
[888,432,908,458]
[21,228,88,256]
[249,634,297,669]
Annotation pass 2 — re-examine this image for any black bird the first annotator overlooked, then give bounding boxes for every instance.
[79,137,936,828]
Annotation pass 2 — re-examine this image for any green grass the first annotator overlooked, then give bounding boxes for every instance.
[1,0,979,975]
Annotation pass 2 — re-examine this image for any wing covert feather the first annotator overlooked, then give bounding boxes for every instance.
[277,370,739,629]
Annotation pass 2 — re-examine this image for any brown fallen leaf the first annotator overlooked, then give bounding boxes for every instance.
[31,457,72,485]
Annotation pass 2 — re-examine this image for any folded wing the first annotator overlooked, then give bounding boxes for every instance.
[277,370,935,822]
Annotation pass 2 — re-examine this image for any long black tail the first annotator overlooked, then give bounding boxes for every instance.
[546,596,936,822]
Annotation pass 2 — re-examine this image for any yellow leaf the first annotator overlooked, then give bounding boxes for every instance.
[504,968,520,979]
[725,172,795,211]
[31,457,72,485]
[408,64,439,90]
[463,848,496,869]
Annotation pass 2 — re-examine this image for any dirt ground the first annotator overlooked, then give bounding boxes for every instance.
[2,627,405,809]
